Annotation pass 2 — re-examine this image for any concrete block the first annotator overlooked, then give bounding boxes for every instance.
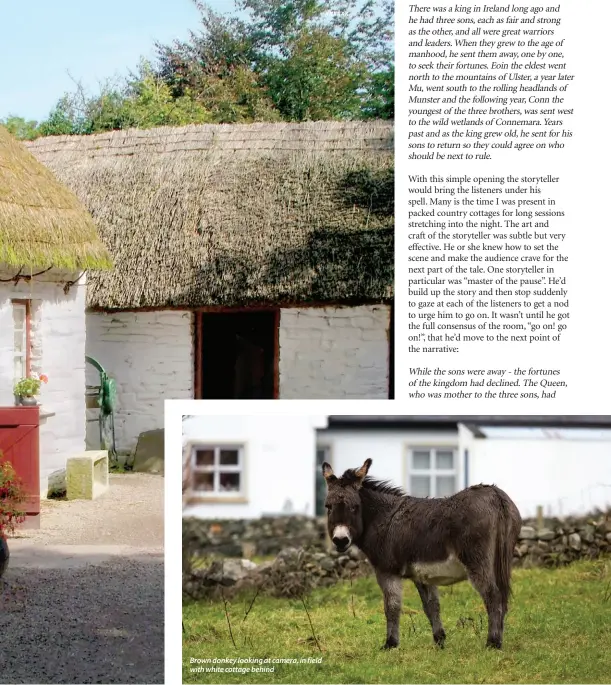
[66,450,109,500]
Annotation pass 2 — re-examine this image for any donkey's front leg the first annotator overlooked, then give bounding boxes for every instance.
[375,570,403,649]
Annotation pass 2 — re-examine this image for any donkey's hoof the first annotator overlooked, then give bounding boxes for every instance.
[486,637,502,649]
[433,631,446,648]
[381,638,399,650]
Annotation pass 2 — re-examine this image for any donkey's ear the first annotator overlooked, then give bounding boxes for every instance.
[322,462,336,482]
[354,458,372,485]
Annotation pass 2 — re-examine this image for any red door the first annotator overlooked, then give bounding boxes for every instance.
[0,406,40,529]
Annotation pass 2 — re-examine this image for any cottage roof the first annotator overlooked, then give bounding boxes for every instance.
[27,120,393,309]
[0,126,111,270]
[326,416,611,429]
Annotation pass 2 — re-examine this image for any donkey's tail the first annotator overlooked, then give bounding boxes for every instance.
[494,487,521,604]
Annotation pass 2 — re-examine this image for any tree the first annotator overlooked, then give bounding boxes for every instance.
[4,0,393,138]
[155,0,394,122]
[0,116,40,141]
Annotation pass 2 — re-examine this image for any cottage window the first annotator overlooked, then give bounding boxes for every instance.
[190,445,244,496]
[408,447,458,498]
[12,300,31,382]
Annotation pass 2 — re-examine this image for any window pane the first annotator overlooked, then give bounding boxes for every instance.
[436,476,456,497]
[316,447,329,465]
[219,449,239,466]
[195,449,214,466]
[410,475,430,497]
[219,472,240,492]
[436,450,454,470]
[193,472,214,491]
[14,330,25,353]
[412,450,430,470]
[12,304,26,328]
[14,357,25,382]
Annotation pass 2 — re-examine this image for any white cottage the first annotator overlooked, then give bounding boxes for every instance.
[184,414,611,520]
[0,126,111,494]
[27,122,394,453]
[182,414,328,519]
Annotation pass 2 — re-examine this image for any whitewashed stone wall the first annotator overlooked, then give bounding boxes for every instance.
[86,310,194,451]
[279,305,390,399]
[0,269,87,493]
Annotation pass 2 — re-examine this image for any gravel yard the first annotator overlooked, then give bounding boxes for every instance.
[0,473,164,684]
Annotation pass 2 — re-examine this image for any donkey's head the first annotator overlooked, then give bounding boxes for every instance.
[322,458,372,553]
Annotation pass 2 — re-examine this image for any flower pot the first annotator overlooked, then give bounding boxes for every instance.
[0,535,9,578]
[18,395,38,407]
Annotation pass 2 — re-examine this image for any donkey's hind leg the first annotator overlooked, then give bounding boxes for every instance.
[414,582,446,648]
[375,570,403,649]
[464,567,504,649]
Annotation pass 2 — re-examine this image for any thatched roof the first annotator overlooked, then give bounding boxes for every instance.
[0,126,111,270]
[27,121,393,309]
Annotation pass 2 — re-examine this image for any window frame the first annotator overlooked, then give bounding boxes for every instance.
[406,446,459,498]
[186,442,247,503]
[12,299,31,382]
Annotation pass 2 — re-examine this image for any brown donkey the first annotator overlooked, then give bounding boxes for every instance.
[322,459,521,649]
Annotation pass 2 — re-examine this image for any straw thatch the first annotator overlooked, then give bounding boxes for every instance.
[27,121,393,308]
[0,126,111,270]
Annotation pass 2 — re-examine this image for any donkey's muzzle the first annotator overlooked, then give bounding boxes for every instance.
[332,525,351,552]
[332,536,350,552]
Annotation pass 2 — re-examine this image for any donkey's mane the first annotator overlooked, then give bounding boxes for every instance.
[362,476,408,498]
[339,469,408,498]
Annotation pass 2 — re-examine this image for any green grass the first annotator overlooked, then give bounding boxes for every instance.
[183,559,611,683]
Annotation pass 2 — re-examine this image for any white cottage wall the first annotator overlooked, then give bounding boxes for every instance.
[318,428,461,494]
[183,415,327,519]
[86,310,194,452]
[279,305,390,399]
[462,427,611,517]
[0,270,87,493]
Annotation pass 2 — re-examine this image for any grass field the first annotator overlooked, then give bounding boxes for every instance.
[183,559,611,684]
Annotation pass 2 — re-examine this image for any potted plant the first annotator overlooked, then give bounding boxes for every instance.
[13,371,49,406]
[0,458,27,577]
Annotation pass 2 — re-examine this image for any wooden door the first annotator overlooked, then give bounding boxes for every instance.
[0,406,40,528]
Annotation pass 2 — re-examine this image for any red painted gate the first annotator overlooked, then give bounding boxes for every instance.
[0,406,40,529]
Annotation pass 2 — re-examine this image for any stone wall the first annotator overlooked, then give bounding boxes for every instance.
[183,515,327,559]
[86,310,194,451]
[278,305,390,399]
[514,513,611,568]
[184,511,611,569]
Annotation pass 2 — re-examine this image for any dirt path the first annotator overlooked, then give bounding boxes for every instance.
[0,473,164,684]
[14,472,164,548]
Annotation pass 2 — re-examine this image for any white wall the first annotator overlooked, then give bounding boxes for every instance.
[0,269,87,492]
[461,424,611,517]
[183,415,328,519]
[86,310,194,452]
[318,428,461,493]
[279,305,390,399]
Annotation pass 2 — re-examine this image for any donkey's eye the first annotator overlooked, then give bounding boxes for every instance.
[325,504,332,511]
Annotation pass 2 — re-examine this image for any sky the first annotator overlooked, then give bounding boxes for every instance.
[0,0,237,121]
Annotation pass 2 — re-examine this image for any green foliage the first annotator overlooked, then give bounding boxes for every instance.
[263,29,366,120]
[0,459,27,536]
[13,372,48,397]
[0,116,41,141]
[156,0,394,123]
[4,0,393,137]
[183,561,611,683]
